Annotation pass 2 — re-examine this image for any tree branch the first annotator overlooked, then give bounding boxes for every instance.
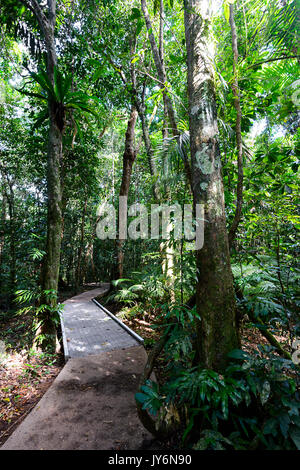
[246,55,299,70]
[19,0,49,35]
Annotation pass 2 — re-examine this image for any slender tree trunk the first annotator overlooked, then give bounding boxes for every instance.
[42,0,63,296]
[130,35,160,201]
[117,106,138,278]
[7,183,16,307]
[139,104,160,200]
[158,3,176,304]
[159,0,168,143]
[141,0,177,134]
[1,172,16,307]
[83,239,96,283]
[228,3,244,249]
[23,0,63,349]
[75,197,88,292]
[0,189,6,298]
[42,106,63,296]
[39,100,63,348]
[184,0,239,371]
[141,0,193,189]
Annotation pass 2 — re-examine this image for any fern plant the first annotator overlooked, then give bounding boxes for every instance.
[232,261,291,325]
[15,288,64,348]
[136,346,300,450]
[17,66,98,135]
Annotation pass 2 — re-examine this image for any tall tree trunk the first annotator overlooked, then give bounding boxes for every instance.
[141,0,177,134]
[139,103,160,200]
[141,0,193,190]
[130,35,160,201]
[42,106,63,295]
[39,97,63,349]
[0,189,6,299]
[117,106,138,278]
[228,3,244,249]
[41,7,63,350]
[184,0,239,371]
[158,0,168,143]
[75,197,88,292]
[7,183,16,307]
[23,0,63,349]
[1,171,16,307]
[158,2,176,304]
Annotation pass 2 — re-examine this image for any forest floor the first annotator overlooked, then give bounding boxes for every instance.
[0,284,100,447]
[0,288,291,449]
[104,300,292,385]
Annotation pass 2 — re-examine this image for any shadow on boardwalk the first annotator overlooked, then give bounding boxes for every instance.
[1,285,152,450]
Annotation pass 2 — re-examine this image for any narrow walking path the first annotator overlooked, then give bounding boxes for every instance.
[61,285,141,359]
[1,285,152,450]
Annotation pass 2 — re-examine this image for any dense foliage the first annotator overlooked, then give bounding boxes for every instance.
[0,0,299,450]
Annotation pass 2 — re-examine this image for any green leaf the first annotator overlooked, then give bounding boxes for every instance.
[183,413,196,441]
[135,392,147,404]
[131,56,140,64]
[16,88,48,101]
[227,349,249,360]
[136,19,144,36]
[54,66,63,101]
[32,109,49,130]
[279,414,290,438]
[290,426,300,450]
[92,66,104,82]
[224,3,230,23]
[260,381,271,405]
[221,392,229,419]
[153,0,159,15]
[223,0,236,23]
[131,7,141,20]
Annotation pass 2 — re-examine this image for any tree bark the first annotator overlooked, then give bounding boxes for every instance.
[23,0,63,349]
[184,0,239,371]
[139,99,160,200]
[0,189,6,299]
[75,196,88,292]
[7,182,16,307]
[0,169,16,307]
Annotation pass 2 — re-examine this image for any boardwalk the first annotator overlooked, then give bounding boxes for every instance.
[61,285,141,359]
[1,285,151,450]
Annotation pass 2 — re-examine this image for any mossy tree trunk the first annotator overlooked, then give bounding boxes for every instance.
[184,0,239,371]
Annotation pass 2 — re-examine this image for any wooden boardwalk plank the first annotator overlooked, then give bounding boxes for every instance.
[60,285,140,360]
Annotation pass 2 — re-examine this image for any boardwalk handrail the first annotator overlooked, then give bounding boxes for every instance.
[92,298,144,344]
